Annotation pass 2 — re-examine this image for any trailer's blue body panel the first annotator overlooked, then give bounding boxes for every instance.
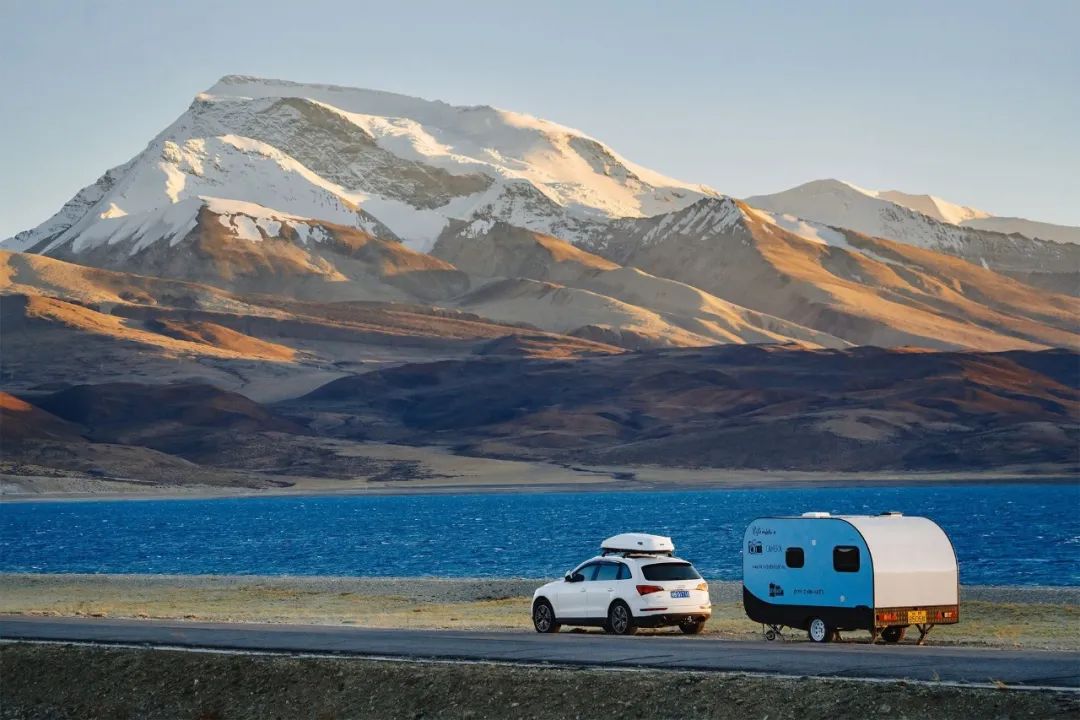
[743,517,873,631]
[743,517,872,608]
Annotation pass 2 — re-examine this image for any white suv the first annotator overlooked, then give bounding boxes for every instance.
[531,534,711,636]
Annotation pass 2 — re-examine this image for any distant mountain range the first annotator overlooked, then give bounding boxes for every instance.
[3,75,1076,358]
[1,76,1077,481]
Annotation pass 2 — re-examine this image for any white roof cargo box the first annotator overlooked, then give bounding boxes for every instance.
[601,533,674,556]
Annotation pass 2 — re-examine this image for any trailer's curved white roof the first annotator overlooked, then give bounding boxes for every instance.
[840,515,958,607]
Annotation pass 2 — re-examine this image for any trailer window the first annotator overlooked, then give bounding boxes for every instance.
[833,546,860,573]
[785,547,805,568]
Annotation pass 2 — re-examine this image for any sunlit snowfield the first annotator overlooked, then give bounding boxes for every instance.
[3,484,1077,585]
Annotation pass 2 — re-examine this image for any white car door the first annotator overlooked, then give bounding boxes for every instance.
[586,562,623,618]
[555,562,595,618]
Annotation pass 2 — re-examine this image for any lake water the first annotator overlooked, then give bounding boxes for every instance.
[1,483,1077,586]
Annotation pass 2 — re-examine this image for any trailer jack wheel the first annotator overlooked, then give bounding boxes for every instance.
[762,624,784,641]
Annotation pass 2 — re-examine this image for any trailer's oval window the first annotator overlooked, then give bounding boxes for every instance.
[785,547,805,568]
[833,546,860,573]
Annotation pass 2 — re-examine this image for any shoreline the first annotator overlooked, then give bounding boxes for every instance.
[3,467,1077,503]
[2,573,1077,599]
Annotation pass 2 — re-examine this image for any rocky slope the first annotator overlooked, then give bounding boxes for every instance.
[446,199,1078,350]
[4,345,1076,478]
[290,345,1079,472]
[433,220,846,348]
[0,250,618,399]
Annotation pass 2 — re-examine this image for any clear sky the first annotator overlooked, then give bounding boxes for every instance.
[2,0,1077,239]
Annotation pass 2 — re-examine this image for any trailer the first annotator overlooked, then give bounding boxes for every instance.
[742,512,959,643]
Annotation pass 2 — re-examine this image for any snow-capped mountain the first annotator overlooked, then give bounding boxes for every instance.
[959,216,1080,246]
[5,75,714,257]
[745,180,1079,293]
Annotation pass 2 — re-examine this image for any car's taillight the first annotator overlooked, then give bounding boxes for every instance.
[636,584,664,595]
[695,582,708,592]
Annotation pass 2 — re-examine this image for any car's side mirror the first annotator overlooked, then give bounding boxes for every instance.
[565,572,583,583]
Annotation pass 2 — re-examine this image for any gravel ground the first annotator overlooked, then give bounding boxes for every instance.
[3,643,1077,720]
[4,574,1077,650]
[4,574,1075,605]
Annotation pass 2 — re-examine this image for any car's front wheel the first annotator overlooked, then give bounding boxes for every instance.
[532,599,560,633]
[679,619,706,635]
[606,600,638,636]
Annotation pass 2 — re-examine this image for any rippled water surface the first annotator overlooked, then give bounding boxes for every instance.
[2,483,1077,585]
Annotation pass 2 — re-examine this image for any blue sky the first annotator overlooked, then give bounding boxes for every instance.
[1,0,1077,239]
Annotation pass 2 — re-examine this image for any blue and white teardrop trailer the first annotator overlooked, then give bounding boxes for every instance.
[742,512,959,644]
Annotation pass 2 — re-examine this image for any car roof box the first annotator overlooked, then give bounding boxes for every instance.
[601,533,674,556]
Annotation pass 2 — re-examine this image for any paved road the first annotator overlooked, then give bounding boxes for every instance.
[2,616,1078,688]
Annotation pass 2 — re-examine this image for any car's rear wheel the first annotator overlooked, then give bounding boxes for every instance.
[606,600,637,636]
[881,625,907,643]
[532,599,560,633]
[807,617,831,643]
[679,619,706,635]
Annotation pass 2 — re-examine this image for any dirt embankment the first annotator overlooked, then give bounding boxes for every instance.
[2,644,1076,720]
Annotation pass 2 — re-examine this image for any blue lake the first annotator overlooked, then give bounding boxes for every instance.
[1,483,1078,586]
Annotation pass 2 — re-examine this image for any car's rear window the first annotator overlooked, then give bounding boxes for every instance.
[641,562,701,581]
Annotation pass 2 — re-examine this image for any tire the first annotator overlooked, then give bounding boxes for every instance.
[881,625,907,643]
[807,617,832,643]
[532,599,560,634]
[679,619,706,635]
[764,629,778,641]
[606,600,638,636]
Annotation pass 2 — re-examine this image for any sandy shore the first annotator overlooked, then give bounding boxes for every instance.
[2,574,1076,651]
[2,440,1075,501]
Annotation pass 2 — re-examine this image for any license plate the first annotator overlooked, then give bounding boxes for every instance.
[670,590,690,599]
[907,610,927,624]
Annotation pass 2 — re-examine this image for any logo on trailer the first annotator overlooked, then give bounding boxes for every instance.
[747,539,763,555]
[769,582,784,597]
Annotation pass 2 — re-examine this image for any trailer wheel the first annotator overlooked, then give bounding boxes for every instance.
[807,617,831,643]
[881,625,907,643]
[765,629,778,641]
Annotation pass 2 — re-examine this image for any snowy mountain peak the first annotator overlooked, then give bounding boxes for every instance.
[873,190,990,225]
[5,75,717,257]
[761,179,991,226]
